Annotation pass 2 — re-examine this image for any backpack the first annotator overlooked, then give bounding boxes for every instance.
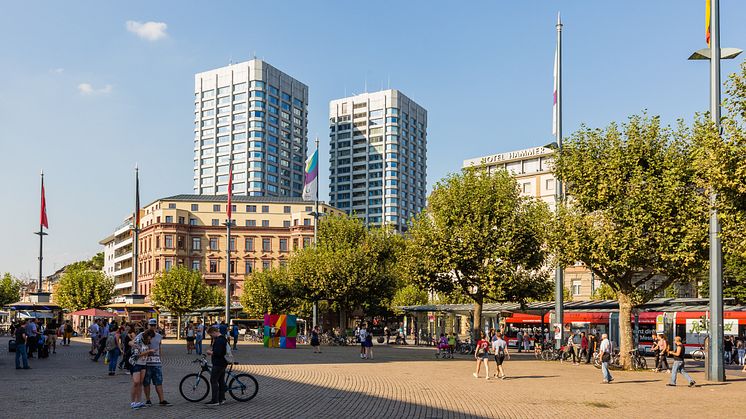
[105,334,117,352]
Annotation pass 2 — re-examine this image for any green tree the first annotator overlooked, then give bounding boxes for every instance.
[402,168,551,340]
[0,273,22,306]
[151,266,211,337]
[289,215,401,319]
[240,268,299,317]
[692,62,746,299]
[205,286,225,307]
[552,114,708,369]
[591,283,617,300]
[55,265,115,311]
[390,283,429,314]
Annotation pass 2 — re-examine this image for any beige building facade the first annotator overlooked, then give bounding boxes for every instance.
[134,195,340,302]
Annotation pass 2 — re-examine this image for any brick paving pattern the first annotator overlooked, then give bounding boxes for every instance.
[2,337,746,418]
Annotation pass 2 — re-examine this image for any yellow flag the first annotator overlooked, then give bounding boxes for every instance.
[706,0,711,46]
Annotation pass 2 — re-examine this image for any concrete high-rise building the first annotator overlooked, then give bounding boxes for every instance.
[193,59,309,197]
[328,90,427,231]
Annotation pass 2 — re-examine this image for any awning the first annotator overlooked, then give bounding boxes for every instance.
[4,301,61,311]
[19,311,55,319]
[70,308,116,318]
[103,303,159,313]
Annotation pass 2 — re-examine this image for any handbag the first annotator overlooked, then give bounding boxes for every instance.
[225,341,235,364]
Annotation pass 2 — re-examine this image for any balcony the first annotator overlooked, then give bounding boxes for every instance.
[112,266,133,278]
[113,237,133,251]
[114,281,133,291]
[113,252,132,265]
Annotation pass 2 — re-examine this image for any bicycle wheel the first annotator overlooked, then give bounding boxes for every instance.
[692,350,705,362]
[228,373,259,402]
[179,373,210,402]
[636,357,647,370]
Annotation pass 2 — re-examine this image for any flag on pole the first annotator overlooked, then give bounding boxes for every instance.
[302,148,318,201]
[227,165,233,219]
[705,0,711,46]
[40,175,49,228]
[552,39,559,136]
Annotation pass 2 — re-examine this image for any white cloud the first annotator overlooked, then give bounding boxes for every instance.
[78,83,113,95]
[50,68,64,74]
[126,20,168,41]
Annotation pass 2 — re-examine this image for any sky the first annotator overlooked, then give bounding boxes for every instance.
[1,0,745,280]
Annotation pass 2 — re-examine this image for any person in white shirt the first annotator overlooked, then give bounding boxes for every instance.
[597,334,614,384]
[491,332,510,379]
[359,324,368,359]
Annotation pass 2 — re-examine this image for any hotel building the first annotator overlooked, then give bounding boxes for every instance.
[132,195,340,302]
[193,59,309,197]
[328,89,427,231]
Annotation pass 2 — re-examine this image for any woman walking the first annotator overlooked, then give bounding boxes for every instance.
[130,329,155,409]
[120,324,135,371]
[186,322,196,354]
[106,324,121,376]
[311,326,321,353]
[473,331,491,380]
[657,334,670,373]
[364,330,374,360]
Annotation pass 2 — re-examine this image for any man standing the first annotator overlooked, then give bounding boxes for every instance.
[359,324,368,359]
[598,333,613,384]
[88,319,100,355]
[586,332,596,364]
[25,318,38,359]
[219,321,228,337]
[15,319,30,370]
[139,319,172,406]
[230,321,239,351]
[667,336,696,387]
[516,330,523,353]
[384,326,390,345]
[205,326,228,406]
[195,319,204,355]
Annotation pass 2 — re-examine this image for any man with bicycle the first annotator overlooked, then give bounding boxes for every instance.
[206,326,228,406]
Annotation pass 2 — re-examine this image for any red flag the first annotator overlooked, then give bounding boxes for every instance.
[227,165,233,220]
[40,176,49,228]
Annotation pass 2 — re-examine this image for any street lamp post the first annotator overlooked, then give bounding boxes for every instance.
[688,0,742,382]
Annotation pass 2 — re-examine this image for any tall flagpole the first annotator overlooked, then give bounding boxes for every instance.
[35,170,48,292]
[132,165,140,296]
[312,137,319,329]
[553,12,565,350]
[225,157,233,324]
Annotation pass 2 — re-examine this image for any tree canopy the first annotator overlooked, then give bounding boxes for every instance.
[240,268,299,317]
[55,265,115,311]
[402,168,551,338]
[552,114,708,368]
[151,266,211,316]
[0,273,22,307]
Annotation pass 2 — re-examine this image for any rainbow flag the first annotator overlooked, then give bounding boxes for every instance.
[302,148,318,201]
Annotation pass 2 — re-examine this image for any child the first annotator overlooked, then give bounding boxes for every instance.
[437,333,449,357]
[447,333,457,355]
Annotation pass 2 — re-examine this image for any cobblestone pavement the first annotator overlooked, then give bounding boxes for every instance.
[2,337,746,418]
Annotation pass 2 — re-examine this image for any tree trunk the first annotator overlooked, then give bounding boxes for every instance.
[617,291,634,370]
[177,314,182,341]
[472,296,484,342]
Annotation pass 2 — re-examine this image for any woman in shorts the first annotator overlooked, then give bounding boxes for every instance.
[129,329,154,410]
[473,331,491,380]
[186,322,196,354]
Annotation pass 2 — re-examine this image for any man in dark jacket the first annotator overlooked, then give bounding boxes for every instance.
[206,326,228,406]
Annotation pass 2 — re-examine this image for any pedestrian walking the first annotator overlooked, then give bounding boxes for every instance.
[657,334,670,373]
[579,332,589,362]
[63,320,73,346]
[586,332,596,364]
[668,336,696,387]
[523,333,530,352]
[93,320,110,362]
[566,331,579,365]
[516,330,523,353]
[491,332,510,379]
[359,324,368,359]
[130,329,155,409]
[724,336,733,365]
[14,319,30,370]
[120,324,135,371]
[384,326,391,344]
[137,319,171,406]
[311,326,321,353]
[196,319,204,355]
[230,321,239,350]
[737,339,745,367]
[106,324,121,376]
[473,331,491,380]
[186,322,196,354]
[205,326,228,406]
[365,329,374,360]
[598,333,613,384]
[219,321,228,337]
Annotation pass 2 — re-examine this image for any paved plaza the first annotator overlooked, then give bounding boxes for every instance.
[2,337,746,418]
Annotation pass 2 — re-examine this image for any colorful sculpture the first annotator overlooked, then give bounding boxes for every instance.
[263,314,297,349]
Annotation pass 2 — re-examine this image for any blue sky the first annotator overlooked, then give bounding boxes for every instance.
[1,1,745,279]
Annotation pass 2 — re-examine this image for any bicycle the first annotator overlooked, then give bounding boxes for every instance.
[179,355,259,403]
[629,349,648,370]
[690,346,705,361]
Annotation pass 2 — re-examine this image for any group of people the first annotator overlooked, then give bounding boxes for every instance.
[11,318,75,369]
[86,318,172,409]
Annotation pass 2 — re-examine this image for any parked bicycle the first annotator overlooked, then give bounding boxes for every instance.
[690,346,705,361]
[179,355,259,403]
[541,346,572,362]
